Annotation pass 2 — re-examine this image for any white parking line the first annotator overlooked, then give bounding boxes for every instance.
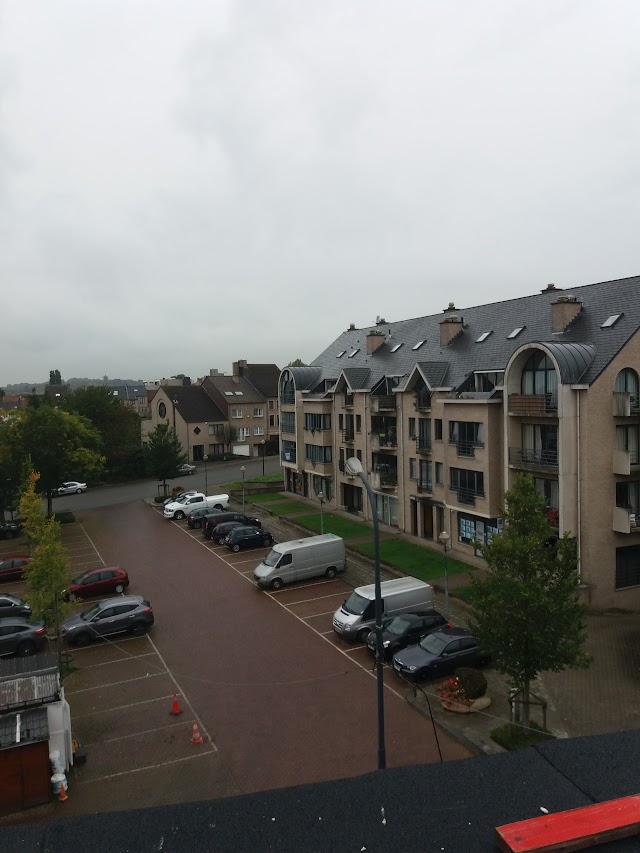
[284,591,348,606]
[78,652,157,669]
[268,576,345,593]
[69,673,166,694]
[77,751,217,786]
[73,695,176,719]
[302,610,340,619]
[92,721,191,746]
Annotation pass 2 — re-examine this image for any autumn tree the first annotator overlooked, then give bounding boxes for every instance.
[469,474,590,727]
[145,424,186,495]
[218,424,238,459]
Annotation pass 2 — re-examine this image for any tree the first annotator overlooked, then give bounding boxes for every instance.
[4,406,105,515]
[287,359,307,367]
[146,424,186,494]
[218,424,238,458]
[18,471,46,549]
[49,370,62,384]
[468,474,590,727]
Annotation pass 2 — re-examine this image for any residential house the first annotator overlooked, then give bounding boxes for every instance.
[143,384,226,461]
[279,275,640,610]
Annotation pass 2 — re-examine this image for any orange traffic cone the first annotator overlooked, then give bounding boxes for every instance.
[169,693,183,716]
[59,783,69,802]
[191,721,204,745]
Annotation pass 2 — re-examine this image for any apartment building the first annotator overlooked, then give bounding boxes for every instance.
[279,276,640,610]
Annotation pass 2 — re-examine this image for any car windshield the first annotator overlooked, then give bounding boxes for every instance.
[4,594,20,605]
[262,549,281,567]
[72,572,89,584]
[386,616,412,636]
[419,633,448,654]
[80,603,102,621]
[342,592,370,616]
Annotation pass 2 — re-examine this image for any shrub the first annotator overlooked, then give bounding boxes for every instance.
[454,667,487,700]
[490,721,555,751]
[53,512,76,525]
[436,676,470,708]
[171,485,185,496]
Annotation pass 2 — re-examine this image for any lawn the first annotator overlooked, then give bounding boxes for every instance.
[293,514,372,539]
[261,500,319,516]
[350,539,471,583]
[241,492,286,503]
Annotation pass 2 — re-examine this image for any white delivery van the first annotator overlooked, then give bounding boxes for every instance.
[163,493,229,520]
[332,577,434,641]
[254,534,346,590]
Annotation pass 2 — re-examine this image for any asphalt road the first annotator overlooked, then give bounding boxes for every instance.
[52,455,282,513]
[76,499,470,797]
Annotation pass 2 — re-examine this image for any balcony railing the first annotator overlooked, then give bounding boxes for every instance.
[448,485,485,506]
[416,437,432,455]
[342,429,355,444]
[281,449,297,463]
[344,394,354,408]
[371,434,397,451]
[371,395,396,412]
[613,505,640,534]
[449,439,484,458]
[613,392,640,417]
[371,470,398,489]
[417,480,432,494]
[508,393,558,416]
[280,391,295,405]
[414,393,431,411]
[509,447,558,470]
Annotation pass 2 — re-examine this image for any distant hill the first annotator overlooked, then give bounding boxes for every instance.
[3,379,145,394]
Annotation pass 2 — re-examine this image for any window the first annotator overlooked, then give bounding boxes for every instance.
[412,340,425,351]
[336,350,346,358]
[615,368,640,407]
[304,413,331,431]
[338,413,344,431]
[231,408,243,418]
[434,419,443,441]
[409,458,417,480]
[281,411,295,434]
[356,415,362,433]
[254,427,264,436]
[449,421,484,456]
[474,370,504,391]
[435,462,444,485]
[534,477,559,512]
[253,407,264,417]
[616,544,640,589]
[602,314,623,328]
[521,351,558,407]
[305,445,332,464]
[616,481,640,513]
[408,418,416,439]
[475,331,493,343]
[508,327,525,339]
[390,343,403,352]
[617,425,640,464]
[269,415,275,427]
[237,428,249,441]
[269,400,274,409]
[225,391,234,396]
[450,468,485,501]
[458,513,501,547]
[348,349,360,358]
[158,402,166,418]
[521,424,558,465]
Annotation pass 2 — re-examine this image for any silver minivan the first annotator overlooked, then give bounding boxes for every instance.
[333,577,434,641]
[254,534,345,590]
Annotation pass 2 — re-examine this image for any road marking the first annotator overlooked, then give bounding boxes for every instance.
[77,652,158,669]
[73,695,176,718]
[302,610,340,619]
[282,591,347,606]
[269,577,346,593]
[88,720,191,746]
[77,751,217,785]
[68,673,166,693]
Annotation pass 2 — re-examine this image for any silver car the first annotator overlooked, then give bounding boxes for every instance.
[61,595,154,646]
[58,481,87,495]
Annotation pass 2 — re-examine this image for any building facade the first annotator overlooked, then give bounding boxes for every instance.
[279,276,640,610]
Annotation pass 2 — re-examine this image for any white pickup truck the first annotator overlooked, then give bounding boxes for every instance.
[163,493,229,520]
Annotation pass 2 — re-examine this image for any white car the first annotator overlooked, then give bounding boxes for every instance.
[177,463,196,475]
[163,493,229,520]
[58,481,87,495]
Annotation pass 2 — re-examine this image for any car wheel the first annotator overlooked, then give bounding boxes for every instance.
[175,511,185,520]
[74,633,92,647]
[263,537,272,546]
[76,488,83,494]
[325,567,337,579]
[115,583,124,594]
[232,544,240,552]
[195,520,201,529]
[214,504,224,510]
[130,622,147,636]
[17,640,36,656]
[357,628,370,643]
[271,577,284,590]
[218,536,226,545]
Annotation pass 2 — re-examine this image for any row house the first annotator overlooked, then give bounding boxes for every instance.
[279,276,640,610]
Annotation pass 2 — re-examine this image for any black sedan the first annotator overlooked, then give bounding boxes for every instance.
[0,521,21,540]
[224,526,274,552]
[391,626,489,682]
[366,610,449,660]
[0,618,47,656]
[202,512,261,538]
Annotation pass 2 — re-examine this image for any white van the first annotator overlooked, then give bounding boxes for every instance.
[332,577,434,641]
[254,534,345,590]
[163,493,229,520]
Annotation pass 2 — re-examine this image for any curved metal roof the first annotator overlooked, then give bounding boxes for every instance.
[286,366,322,391]
[541,342,596,384]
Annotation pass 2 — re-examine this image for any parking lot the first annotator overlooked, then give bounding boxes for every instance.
[1,501,471,820]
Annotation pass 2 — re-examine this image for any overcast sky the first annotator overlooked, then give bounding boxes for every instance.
[1,1,639,386]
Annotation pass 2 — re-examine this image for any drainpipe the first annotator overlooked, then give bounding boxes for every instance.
[576,389,581,579]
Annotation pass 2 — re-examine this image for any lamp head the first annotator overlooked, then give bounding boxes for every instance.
[439,531,450,546]
[344,456,363,476]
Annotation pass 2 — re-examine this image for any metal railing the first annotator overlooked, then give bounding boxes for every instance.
[372,395,396,411]
[449,439,484,458]
[416,437,432,455]
[414,393,431,411]
[448,485,485,505]
[417,480,432,493]
[509,447,558,469]
[342,429,355,443]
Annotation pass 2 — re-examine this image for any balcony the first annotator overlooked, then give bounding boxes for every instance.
[613,392,640,417]
[508,393,558,417]
[448,485,485,506]
[342,429,355,444]
[449,439,484,458]
[371,470,398,490]
[415,437,432,455]
[305,458,332,474]
[613,448,640,476]
[509,447,558,471]
[281,449,297,464]
[371,395,396,412]
[414,393,431,411]
[416,480,432,494]
[613,505,640,534]
[371,434,397,451]
[343,394,354,408]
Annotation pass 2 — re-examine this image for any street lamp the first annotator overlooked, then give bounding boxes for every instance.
[345,456,386,771]
[261,439,266,477]
[438,530,450,618]
[203,455,208,496]
[240,465,246,512]
[317,490,324,534]
[172,396,179,438]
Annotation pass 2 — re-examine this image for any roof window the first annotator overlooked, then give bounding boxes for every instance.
[234,391,244,395]
[601,314,623,328]
[224,391,233,396]
[390,343,403,353]
[476,331,493,343]
[336,351,346,358]
[507,327,525,339]
[348,349,360,358]
[412,340,425,351]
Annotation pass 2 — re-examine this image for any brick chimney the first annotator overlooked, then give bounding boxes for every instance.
[439,303,464,347]
[233,359,248,378]
[367,330,386,354]
[551,294,582,332]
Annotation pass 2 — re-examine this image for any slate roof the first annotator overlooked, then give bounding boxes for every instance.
[163,385,225,424]
[0,707,49,751]
[2,729,639,851]
[304,275,640,392]
[243,363,281,397]
[204,374,268,405]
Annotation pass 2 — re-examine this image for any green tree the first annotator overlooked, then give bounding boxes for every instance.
[287,358,307,367]
[218,423,238,458]
[6,406,105,516]
[18,471,46,550]
[146,424,186,494]
[469,474,590,727]
[49,369,62,384]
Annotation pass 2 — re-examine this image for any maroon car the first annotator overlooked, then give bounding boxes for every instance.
[64,567,130,601]
[0,556,33,582]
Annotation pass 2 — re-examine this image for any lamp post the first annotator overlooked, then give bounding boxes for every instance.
[261,439,266,477]
[203,455,208,496]
[172,396,179,447]
[438,530,450,618]
[240,465,246,512]
[345,456,386,771]
[317,490,324,534]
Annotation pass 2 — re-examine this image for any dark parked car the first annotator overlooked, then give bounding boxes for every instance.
[366,610,449,660]
[202,512,261,539]
[0,521,21,540]
[0,618,47,656]
[187,507,214,529]
[209,520,245,545]
[224,526,274,552]
[61,595,154,646]
[391,627,489,682]
[63,567,130,601]
[0,593,32,620]
[0,557,32,582]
